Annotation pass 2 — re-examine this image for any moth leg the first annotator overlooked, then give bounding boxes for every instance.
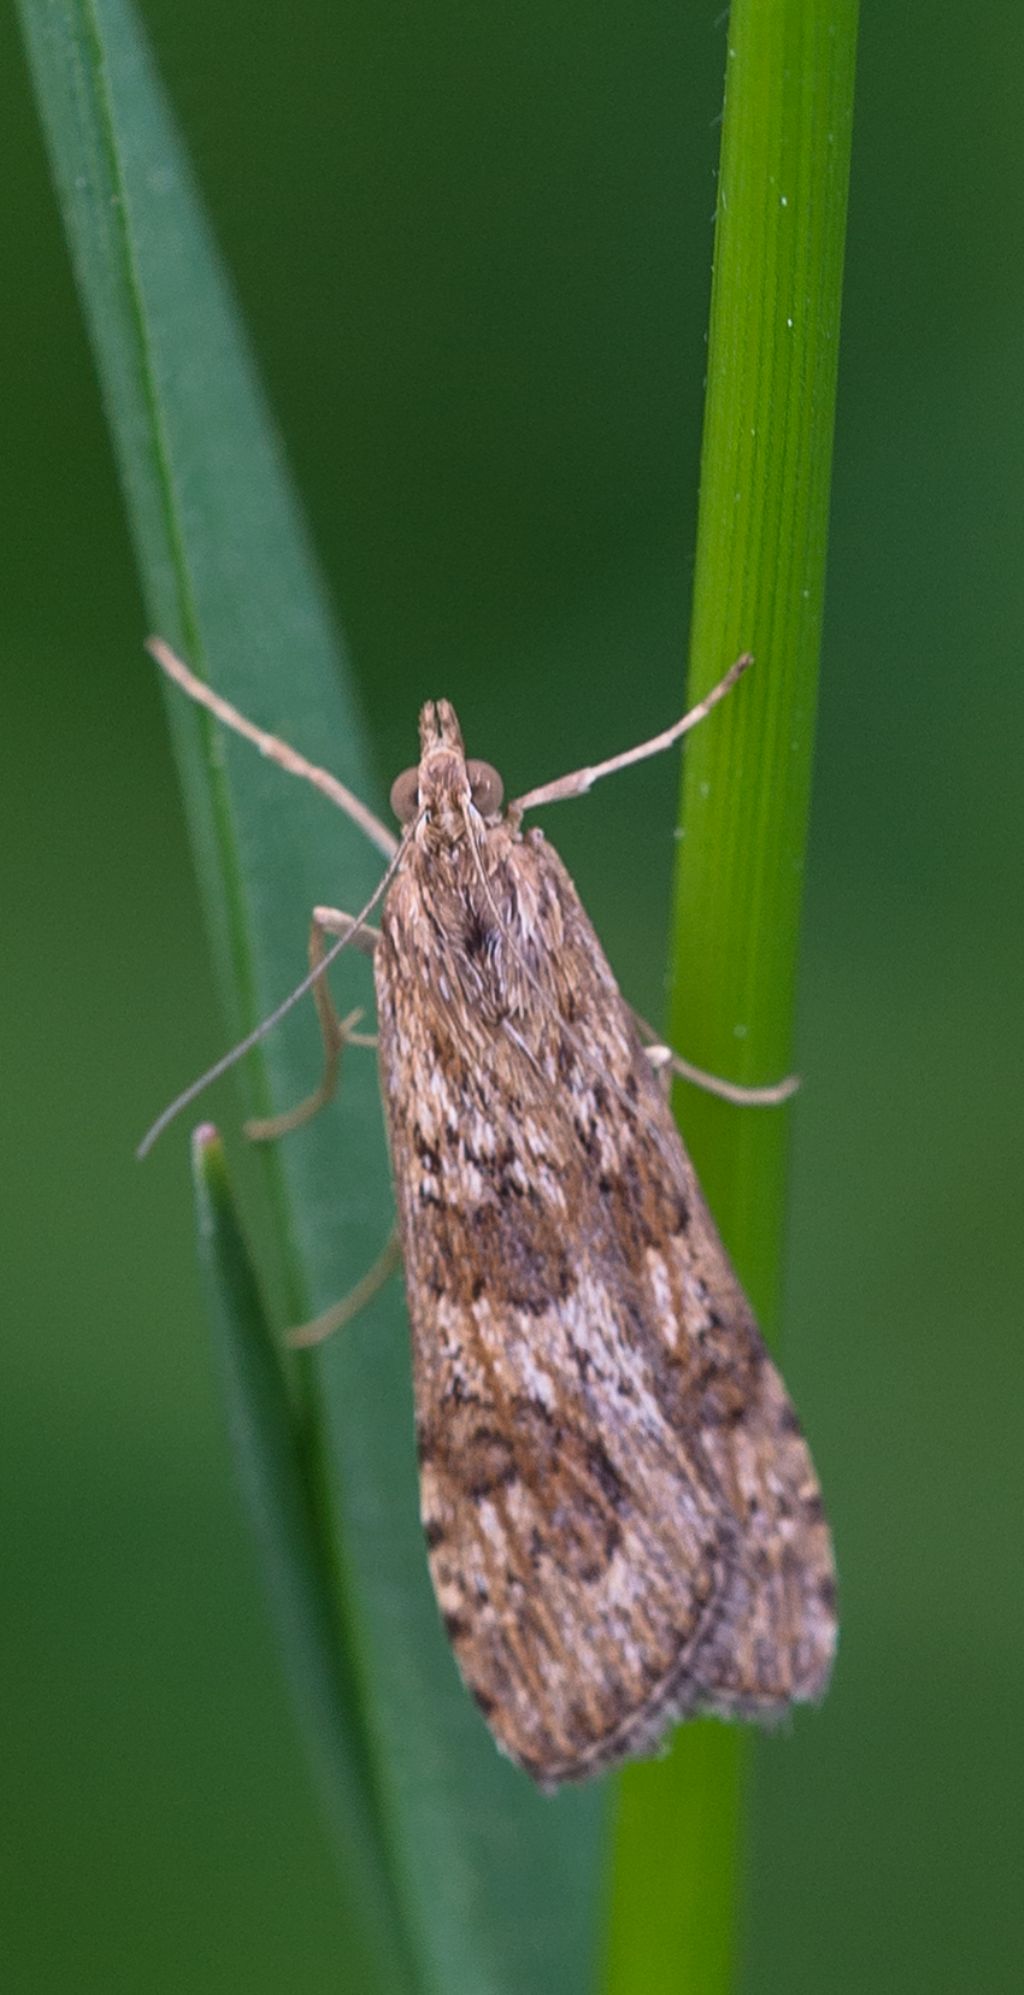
[643,1043,676,1103]
[245,907,379,1142]
[509,653,751,818]
[632,1010,799,1108]
[288,1228,402,1349]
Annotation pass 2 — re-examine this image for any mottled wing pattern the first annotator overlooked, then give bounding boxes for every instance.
[375,817,836,1787]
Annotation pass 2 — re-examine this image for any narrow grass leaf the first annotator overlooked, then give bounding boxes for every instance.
[19,3,606,1989]
[606,3,858,1990]
[191,1126,414,1993]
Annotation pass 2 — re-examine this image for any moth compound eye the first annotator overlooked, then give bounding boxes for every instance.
[390,767,420,823]
[467,760,504,816]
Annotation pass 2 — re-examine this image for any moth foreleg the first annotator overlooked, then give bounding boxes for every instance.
[632,1009,800,1108]
[245,907,379,1142]
[287,1228,402,1349]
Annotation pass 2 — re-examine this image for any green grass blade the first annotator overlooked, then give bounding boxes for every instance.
[191,1127,414,1991]
[19,3,606,1989]
[606,3,858,1990]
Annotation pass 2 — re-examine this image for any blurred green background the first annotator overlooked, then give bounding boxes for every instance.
[3,3,1021,1990]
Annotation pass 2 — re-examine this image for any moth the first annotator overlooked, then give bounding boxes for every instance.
[143,641,836,1788]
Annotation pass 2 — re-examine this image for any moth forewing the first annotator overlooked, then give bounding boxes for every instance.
[372,699,835,1786]
[144,649,836,1786]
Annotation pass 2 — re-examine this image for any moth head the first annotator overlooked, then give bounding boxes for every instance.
[391,700,504,833]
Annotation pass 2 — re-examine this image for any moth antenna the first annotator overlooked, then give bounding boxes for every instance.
[145,638,399,861]
[136,832,410,1159]
[510,653,752,818]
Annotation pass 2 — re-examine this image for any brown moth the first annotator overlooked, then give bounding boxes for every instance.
[143,643,836,1788]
